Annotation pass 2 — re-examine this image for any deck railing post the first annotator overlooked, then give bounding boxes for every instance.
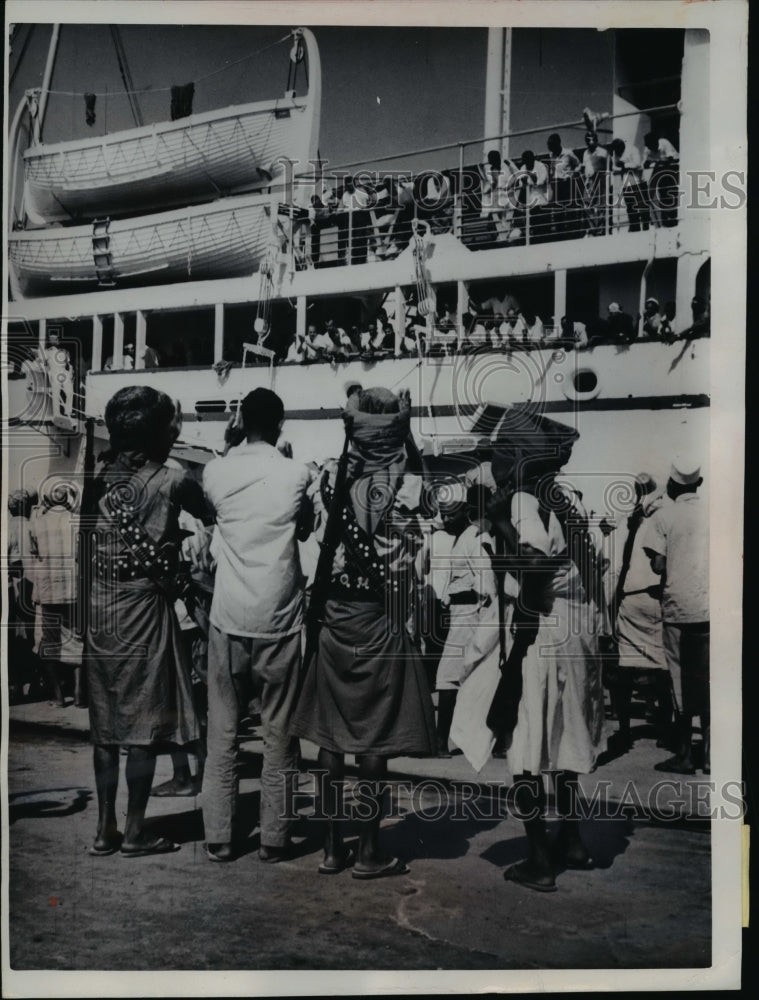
[394,286,405,358]
[605,171,611,236]
[456,280,467,349]
[213,303,224,363]
[92,315,103,372]
[296,296,307,341]
[347,207,353,266]
[553,269,567,336]
[113,313,124,370]
[456,142,465,240]
[135,310,147,370]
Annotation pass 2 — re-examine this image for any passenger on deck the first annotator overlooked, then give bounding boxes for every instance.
[360,308,394,354]
[642,298,666,338]
[123,342,161,368]
[285,330,308,364]
[660,301,677,342]
[464,313,491,350]
[325,318,358,360]
[309,187,339,266]
[609,138,649,232]
[303,323,334,362]
[418,171,454,234]
[499,308,529,348]
[679,296,710,339]
[514,150,551,241]
[339,177,372,265]
[523,310,546,346]
[479,150,518,243]
[471,291,522,321]
[643,132,679,228]
[546,132,581,238]
[604,302,637,344]
[560,316,589,350]
[581,131,609,236]
[394,175,416,251]
[370,177,400,258]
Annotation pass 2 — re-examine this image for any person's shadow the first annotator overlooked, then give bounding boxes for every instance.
[356,777,505,862]
[9,787,92,824]
[480,814,634,871]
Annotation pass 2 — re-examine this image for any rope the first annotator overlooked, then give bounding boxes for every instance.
[40,33,291,98]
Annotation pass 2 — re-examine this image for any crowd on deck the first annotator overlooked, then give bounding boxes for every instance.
[293,123,681,267]
[7,380,709,889]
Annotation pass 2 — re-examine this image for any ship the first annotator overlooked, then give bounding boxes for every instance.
[4,23,711,524]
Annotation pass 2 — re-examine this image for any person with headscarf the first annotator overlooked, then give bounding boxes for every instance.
[290,386,436,879]
[485,446,604,892]
[28,479,83,707]
[82,385,209,857]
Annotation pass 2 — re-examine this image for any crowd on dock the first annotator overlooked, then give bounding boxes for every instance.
[7,380,709,888]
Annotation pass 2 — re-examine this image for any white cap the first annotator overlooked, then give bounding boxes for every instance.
[670,455,702,485]
[607,302,621,314]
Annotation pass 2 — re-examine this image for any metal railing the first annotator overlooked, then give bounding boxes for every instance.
[283,166,681,270]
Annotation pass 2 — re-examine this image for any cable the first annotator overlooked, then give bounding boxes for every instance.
[40,33,291,98]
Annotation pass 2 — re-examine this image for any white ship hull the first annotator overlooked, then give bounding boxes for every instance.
[80,339,709,512]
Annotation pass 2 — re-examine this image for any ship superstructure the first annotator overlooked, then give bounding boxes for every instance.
[4,25,710,518]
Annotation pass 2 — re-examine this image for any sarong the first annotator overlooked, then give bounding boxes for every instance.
[290,597,436,756]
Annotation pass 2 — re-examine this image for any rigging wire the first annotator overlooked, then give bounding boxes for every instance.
[109,25,143,127]
[38,32,291,98]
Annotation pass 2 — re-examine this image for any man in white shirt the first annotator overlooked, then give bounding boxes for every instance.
[499,308,529,348]
[479,149,519,242]
[44,332,74,419]
[643,132,679,228]
[580,131,609,236]
[546,132,581,237]
[303,323,334,362]
[202,388,313,862]
[609,138,649,232]
[643,457,709,774]
[515,150,551,242]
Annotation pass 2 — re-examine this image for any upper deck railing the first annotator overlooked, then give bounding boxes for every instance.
[277,103,682,269]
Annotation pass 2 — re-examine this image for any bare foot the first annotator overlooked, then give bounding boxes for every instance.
[318,847,355,874]
[89,830,123,856]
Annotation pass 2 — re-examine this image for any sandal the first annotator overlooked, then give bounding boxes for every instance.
[503,861,557,893]
[120,836,180,858]
[352,857,409,880]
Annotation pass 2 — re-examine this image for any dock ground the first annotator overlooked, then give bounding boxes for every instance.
[6,696,713,974]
